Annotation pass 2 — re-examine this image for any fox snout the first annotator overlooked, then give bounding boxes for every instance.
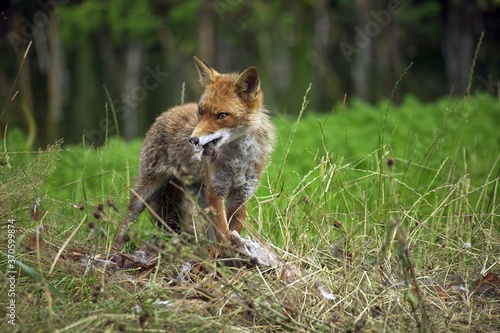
[189,137,199,146]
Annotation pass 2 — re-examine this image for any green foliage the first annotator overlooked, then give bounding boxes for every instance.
[168,0,202,26]
[1,95,498,332]
[2,94,488,251]
[396,0,442,36]
[58,1,105,42]
[4,95,498,232]
[250,94,499,257]
[107,0,160,45]
[58,0,160,45]
[269,94,499,185]
[0,138,62,222]
[167,0,201,51]
[47,138,142,208]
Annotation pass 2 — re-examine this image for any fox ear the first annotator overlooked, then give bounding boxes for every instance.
[194,56,218,86]
[236,66,261,101]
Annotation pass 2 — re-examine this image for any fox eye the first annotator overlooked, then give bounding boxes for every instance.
[217,113,228,119]
[197,107,203,116]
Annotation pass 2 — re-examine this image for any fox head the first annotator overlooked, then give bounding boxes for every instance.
[189,56,263,158]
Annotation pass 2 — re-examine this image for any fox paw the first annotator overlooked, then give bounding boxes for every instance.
[207,244,233,258]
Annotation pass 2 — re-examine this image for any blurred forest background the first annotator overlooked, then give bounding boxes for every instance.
[0,0,499,148]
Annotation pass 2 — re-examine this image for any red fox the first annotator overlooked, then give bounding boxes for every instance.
[113,57,275,251]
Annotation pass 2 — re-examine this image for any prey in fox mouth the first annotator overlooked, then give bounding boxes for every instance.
[189,136,219,152]
[189,137,211,155]
[189,130,229,158]
[201,138,219,154]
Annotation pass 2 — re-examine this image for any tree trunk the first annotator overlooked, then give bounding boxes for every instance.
[375,22,403,101]
[198,0,214,66]
[97,28,122,99]
[11,7,36,146]
[46,13,64,144]
[122,42,144,141]
[442,1,479,95]
[72,38,100,145]
[312,0,330,108]
[158,25,184,108]
[352,0,371,101]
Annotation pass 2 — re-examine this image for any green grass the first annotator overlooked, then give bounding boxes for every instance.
[1,94,499,332]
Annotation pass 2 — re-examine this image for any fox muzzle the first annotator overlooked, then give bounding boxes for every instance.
[189,137,200,146]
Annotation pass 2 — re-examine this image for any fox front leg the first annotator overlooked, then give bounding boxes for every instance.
[227,203,247,234]
[205,184,231,244]
[226,182,257,234]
